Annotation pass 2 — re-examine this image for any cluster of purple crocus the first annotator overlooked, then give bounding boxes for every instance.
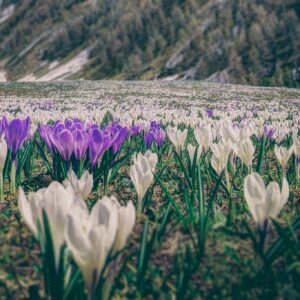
[144,121,166,149]
[39,119,129,169]
[29,100,55,111]
[2,116,31,160]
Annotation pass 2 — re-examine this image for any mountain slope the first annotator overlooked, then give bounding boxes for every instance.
[0,0,299,87]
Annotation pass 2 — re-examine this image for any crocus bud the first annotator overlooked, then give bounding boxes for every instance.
[244,173,289,229]
[143,150,158,173]
[233,138,255,171]
[130,152,154,210]
[166,127,187,154]
[111,198,136,254]
[211,154,227,176]
[274,145,294,173]
[210,140,231,165]
[194,126,212,152]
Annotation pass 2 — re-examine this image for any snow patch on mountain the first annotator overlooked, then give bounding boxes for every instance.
[0,4,15,25]
[19,49,90,82]
[0,71,6,82]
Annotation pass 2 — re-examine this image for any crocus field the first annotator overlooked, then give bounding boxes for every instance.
[0,81,299,300]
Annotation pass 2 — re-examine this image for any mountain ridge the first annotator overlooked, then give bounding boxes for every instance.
[0,0,299,87]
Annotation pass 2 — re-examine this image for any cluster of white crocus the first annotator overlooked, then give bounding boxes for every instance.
[0,137,7,201]
[210,140,232,175]
[130,150,158,211]
[166,127,188,154]
[244,172,289,229]
[18,171,135,295]
[274,145,294,175]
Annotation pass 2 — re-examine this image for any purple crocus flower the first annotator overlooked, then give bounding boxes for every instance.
[106,122,129,153]
[65,118,75,130]
[53,129,74,161]
[263,125,276,139]
[144,121,166,149]
[130,124,140,136]
[153,128,166,148]
[2,116,30,159]
[111,126,128,153]
[0,119,3,138]
[205,108,214,118]
[232,122,240,129]
[74,130,89,160]
[150,121,161,130]
[38,125,54,152]
[74,119,84,131]
[89,128,111,168]
[144,131,154,148]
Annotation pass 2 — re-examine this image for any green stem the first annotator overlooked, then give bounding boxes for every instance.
[138,196,143,213]
[256,136,266,173]
[0,171,4,202]
[224,169,231,193]
[10,161,16,194]
[101,260,117,300]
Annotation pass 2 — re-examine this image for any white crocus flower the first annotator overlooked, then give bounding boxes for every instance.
[211,154,227,176]
[274,145,294,174]
[210,140,232,165]
[233,138,255,171]
[244,173,289,229]
[0,137,7,172]
[130,152,156,211]
[65,196,118,294]
[0,137,7,201]
[111,197,136,254]
[143,150,158,173]
[210,140,232,189]
[65,196,135,295]
[166,127,188,154]
[187,143,202,164]
[18,182,74,269]
[63,170,93,201]
[294,139,300,179]
[239,126,252,140]
[221,125,239,143]
[194,126,212,152]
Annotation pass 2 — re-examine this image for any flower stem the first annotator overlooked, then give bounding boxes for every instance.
[10,161,16,194]
[0,171,4,202]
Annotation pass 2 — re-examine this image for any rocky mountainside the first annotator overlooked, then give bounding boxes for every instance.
[0,0,299,87]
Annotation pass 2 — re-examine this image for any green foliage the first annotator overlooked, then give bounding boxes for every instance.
[0,0,299,86]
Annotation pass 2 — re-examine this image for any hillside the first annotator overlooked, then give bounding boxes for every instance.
[0,0,299,87]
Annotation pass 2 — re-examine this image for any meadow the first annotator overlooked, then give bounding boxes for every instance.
[0,81,299,299]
